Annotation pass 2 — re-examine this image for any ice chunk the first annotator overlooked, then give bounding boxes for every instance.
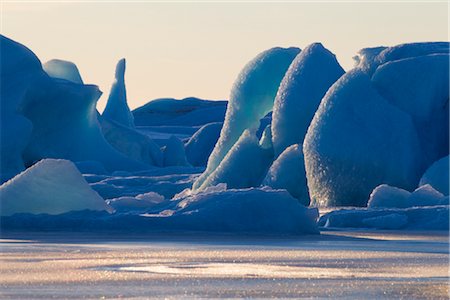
[419,156,449,195]
[163,136,190,167]
[372,54,449,168]
[198,130,273,190]
[368,184,411,208]
[271,43,344,156]
[262,144,309,206]
[0,159,113,216]
[107,192,165,212]
[102,59,135,128]
[303,70,422,206]
[408,184,448,207]
[194,47,299,189]
[185,122,223,166]
[100,117,163,166]
[43,59,84,84]
[0,35,40,182]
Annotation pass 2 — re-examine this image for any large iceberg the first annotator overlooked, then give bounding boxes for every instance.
[262,144,309,206]
[271,43,344,156]
[194,47,300,190]
[419,156,449,195]
[102,58,135,128]
[303,70,422,206]
[0,159,113,216]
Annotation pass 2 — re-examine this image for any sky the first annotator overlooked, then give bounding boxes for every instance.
[2,1,448,111]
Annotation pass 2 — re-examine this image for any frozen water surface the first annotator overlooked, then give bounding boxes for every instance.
[0,230,448,299]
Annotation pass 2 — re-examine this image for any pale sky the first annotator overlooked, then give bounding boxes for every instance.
[2,1,448,111]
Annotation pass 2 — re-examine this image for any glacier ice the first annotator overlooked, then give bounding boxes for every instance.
[102,59,135,128]
[372,54,449,169]
[198,130,273,190]
[271,43,344,157]
[185,122,223,167]
[0,159,113,216]
[0,35,40,183]
[262,144,309,206]
[419,156,449,196]
[163,136,190,167]
[43,59,84,84]
[194,47,300,190]
[303,70,422,206]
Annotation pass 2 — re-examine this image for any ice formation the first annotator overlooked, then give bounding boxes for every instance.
[107,192,166,212]
[271,43,344,157]
[100,117,163,166]
[185,122,223,166]
[262,144,309,206]
[163,136,190,167]
[198,130,273,190]
[303,70,422,206]
[258,125,273,150]
[194,47,300,190]
[43,59,84,84]
[419,156,449,195]
[102,59,135,128]
[372,54,449,169]
[0,35,38,183]
[0,159,113,216]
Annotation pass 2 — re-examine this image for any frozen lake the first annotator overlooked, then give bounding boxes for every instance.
[0,230,448,299]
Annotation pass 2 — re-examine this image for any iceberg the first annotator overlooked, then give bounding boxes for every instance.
[107,192,166,212]
[194,47,300,190]
[185,122,223,166]
[0,159,113,216]
[102,58,135,128]
[303,70,422,206]
[271,43,344,156]
[262,144,309,206]
[43,59,84,84]
[419,156,449,195]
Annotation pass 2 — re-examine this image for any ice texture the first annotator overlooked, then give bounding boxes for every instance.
[372,54,449,169]
[0,159,113,216]
[43,59,84,84]
[102,59,135,128]
[419,156,449,195]
[194,47,300,190]
[185,122,223,166]
[271,43,344,157]
[163,136,190,167]
[303,70,422,206]
[0,35,40,183]
[198,130,273,190]
[262,144,309,206]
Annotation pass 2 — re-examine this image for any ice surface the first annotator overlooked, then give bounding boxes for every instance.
[100,117,163,166]
[43,59,84,84]
[75,160,109,175]
[271,43,344,156]
[185,122,223,166]
[163,136,190,167]
[319,205,449,230]
[419,156,449,195]
[0,35,40,183]
[197,130,273,190]
[0,159,112,216]
[194,47,299,190]
[262,144,309,206]
[372,54,449,169]
[102,59,135,128]
[133,97,227,126]
[303,70,422,206]
[367,184,411,208]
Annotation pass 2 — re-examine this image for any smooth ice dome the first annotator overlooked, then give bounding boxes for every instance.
[419,156,449,195]
[194,47,299,190]
[185,122,223,167]
[368,184,411,208]
[102,58,135,128]
[163,136,190,167]
[303,70,422,206]
[271,43,344,157]
[0,159,113,216]
[262,144,309,206]
[43,59,84,84]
